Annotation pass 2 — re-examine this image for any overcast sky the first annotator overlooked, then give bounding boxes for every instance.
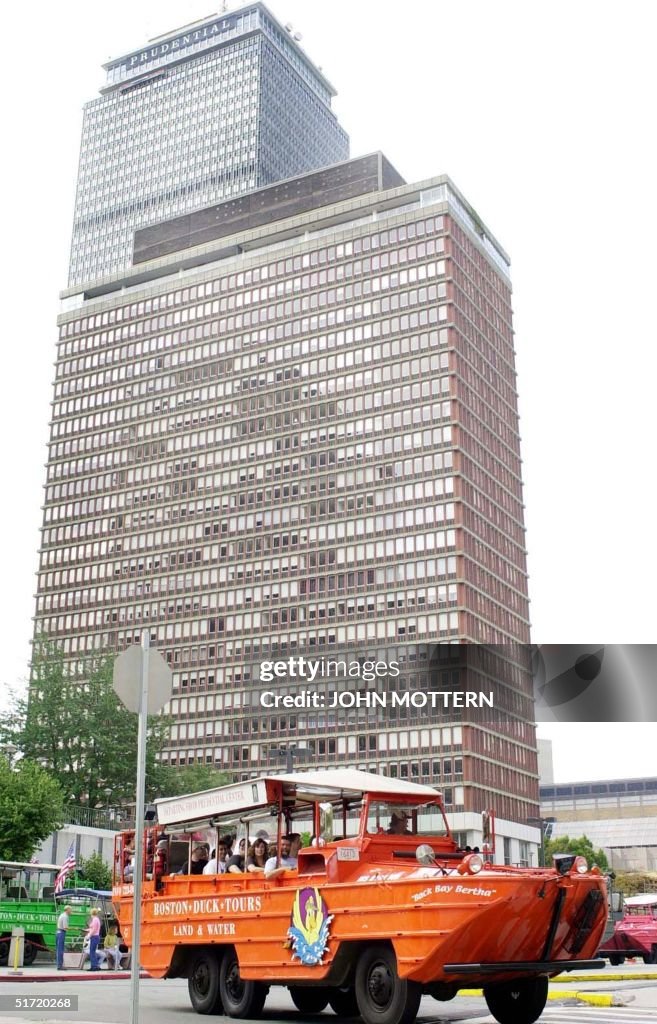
[1,1,655,777]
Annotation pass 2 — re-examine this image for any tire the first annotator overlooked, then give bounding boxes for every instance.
[609,954,625,966]
[23,941,38,966]
[219,946,267,1018]
[642,947,657,965]
[484,976,548,1024]
[354,944,421,1024]
[0,937,10,967]
[187,950,223,1015]
[329,986,361,1017]
[289,986,330,1013]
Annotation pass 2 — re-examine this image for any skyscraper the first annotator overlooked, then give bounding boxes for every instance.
[68,4,348,287]
[38,151,538,855]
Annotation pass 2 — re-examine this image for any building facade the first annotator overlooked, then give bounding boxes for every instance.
[68,4,348,286]
[541,776,657,872]
[39,154,537,842]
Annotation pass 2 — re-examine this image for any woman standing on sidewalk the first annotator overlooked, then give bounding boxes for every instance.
[85,909,102,971]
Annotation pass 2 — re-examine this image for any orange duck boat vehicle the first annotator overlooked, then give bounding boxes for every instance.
[113,769,607,1024]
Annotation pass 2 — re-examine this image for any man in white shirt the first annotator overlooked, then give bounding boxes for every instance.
[203,838,229,875]
[264,834,301,879]
[56,905,72,970]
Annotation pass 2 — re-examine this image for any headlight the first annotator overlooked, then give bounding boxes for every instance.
[458,853,484,875]
[574,856,588,874]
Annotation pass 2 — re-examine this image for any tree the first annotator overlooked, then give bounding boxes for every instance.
[0,637,170,807]
[545,834,610,873]
[78,851,112,891]
[0,756,64,860]
[156,763,231,798]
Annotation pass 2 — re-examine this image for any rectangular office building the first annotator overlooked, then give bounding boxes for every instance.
[40,154,536,830]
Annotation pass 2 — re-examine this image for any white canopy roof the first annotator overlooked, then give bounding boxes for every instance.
[624,893,657,906]
[267,768,441,801]
[154,768,441,828]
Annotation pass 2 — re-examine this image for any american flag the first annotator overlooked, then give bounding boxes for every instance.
[54,843,76,893]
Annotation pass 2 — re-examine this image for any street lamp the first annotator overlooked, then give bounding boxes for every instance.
[527,816,554,867]
[276,743,310,772]
[104,787,113,827]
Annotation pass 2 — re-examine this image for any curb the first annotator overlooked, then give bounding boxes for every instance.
[458,988,634,1007]
[554,972,657,982]
[0,971,149,983]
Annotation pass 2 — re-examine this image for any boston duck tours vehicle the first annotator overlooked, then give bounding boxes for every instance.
[599,892,657,965]
[113,769,607,1024]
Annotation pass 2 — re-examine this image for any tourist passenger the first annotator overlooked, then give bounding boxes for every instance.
[226,837,247,874]
[190,845,209,874]
[264,834,301,879]
[203,839,229,874]
[246,837,269,873]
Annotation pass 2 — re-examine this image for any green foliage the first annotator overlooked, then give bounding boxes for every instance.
[78,851,112,891]
[299,831,312,848]
[156,763,232,798]
[613,870,657,897]
[0,756,64,860]
[545,834,610,872]
[0,637,170,807]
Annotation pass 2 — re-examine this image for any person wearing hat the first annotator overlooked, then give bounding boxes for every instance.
[387,811,412,835]
[55,905,73,970]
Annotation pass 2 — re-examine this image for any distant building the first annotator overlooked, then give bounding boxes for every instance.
[537,737,554,785]
[540,776,657,871]
[68,4,348,286]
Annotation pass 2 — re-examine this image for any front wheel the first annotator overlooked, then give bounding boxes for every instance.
[329,986,360,1016]
[289,986,330,1013]
[219,946,267,1018]
[188,950,223,1015]
[608,954,625,966]
[484,976,548,1024]
[354,944,421,1024]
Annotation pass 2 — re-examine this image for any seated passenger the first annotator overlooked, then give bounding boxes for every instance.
[264,834,302,879]
[226,837,247,874]
[189,845,209,874]
[387,811,412,835]
[203,839,229,875]
[246,837,269,873]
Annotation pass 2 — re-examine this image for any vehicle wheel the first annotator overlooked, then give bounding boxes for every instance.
[609,954,625,966]
[23,941,38,966]
[188,950,223,1015]
[289,986,330,1013]
[642,947,657,965]
[354,944,421,1024]
[329,986,361,1016]
[0,937,10,966]
[484,976,548,1024]
[219,946,267,1018]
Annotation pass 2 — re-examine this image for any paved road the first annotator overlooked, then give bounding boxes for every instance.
[0,978,656,1024]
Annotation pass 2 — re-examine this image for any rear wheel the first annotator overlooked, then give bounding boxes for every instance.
[23,940,38,966]
[329,986,361,1017]
[642,947,657,965]
[187,950,223,1015]
[354,944,421,1024]
[484,976,548,1024]
[0,937,10,966]
[608,954,625,966]
[289,986,330,1013]
[219,946,267,1018]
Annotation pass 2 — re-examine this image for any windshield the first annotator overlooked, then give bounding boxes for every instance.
[365,800,449,837]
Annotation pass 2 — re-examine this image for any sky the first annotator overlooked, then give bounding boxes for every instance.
[1,1,655,779]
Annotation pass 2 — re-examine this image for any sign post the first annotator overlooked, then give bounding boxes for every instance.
[113,633,172,1024]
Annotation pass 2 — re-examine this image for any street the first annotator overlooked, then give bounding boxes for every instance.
[0,968,656,1024]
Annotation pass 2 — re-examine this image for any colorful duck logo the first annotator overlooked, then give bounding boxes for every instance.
[287,887,333,966]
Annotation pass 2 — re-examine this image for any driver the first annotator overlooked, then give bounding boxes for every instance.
[387,811,412,835]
